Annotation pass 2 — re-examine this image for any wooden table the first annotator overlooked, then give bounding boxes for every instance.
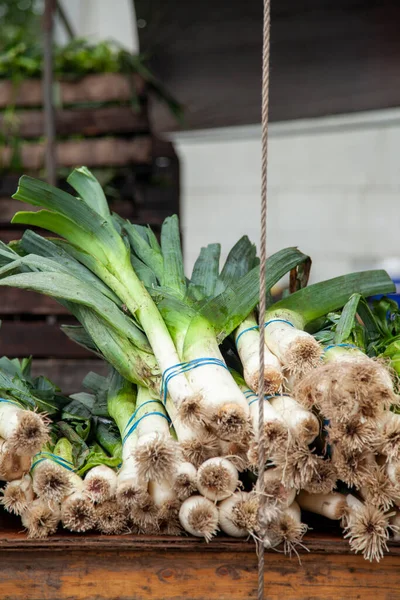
[0,525,399,600]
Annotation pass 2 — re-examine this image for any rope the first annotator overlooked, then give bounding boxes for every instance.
[257,1,271,599]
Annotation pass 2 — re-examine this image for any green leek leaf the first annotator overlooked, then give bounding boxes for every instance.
[123,222,164,282]
[0,270,151,352]
[160,215,186,297]
[216,235,257,295]
[270,270,395,326]
[188,243,221,300]
[201,247,310,340]
[67,166,110,218]
[334,293,362,344]
[13,175,125,259]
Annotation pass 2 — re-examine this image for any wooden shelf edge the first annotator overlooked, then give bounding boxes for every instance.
[0,531,399,555]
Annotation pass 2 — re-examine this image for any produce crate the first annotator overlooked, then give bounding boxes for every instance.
[0,74,180,392]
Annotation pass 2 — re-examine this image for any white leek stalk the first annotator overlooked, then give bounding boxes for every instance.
[95,499,127,534]
[0,437,31,481]
[263,310,322,378]
[21,498,61,539]
[61,474,96,532]
[0,401,48,456]
[390,511,400,542]
[218,491,258,538]
[2,474,34,515]
[31,459,72,502]
[302,457,337,495]
[179,495,219,541]
[331,446,374,488]
[31,438,76,502]
[167,401,220,468]
[386,459,400,486]
[343,494,391,562]
[327,416,378,453]
[295,346,396,420]
[269,394,319,445]
[297,491,347,520]
[182,317,250,440]
[235,312,283,394]
[149,478,181,535]
[359,462,397,512]
[117,453,147,508]
[84,465,118,503]
[133,386,179,482]
[261,467,296,523]
[376,411,400,462]
[272,439,320,490]
[241,386,290,453]
[172,461,198,501]
[197,457,238,501]
[219,437,250,472]
[107,379,148,507]
[262,501,307,555]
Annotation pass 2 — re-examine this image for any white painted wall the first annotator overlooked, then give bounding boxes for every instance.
[172,109,400,285]
[57,0,139,52]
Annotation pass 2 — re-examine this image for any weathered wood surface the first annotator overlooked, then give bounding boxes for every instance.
[0,289,66,315]
[0,106,149,138]
[30,359,108,394]
[0,73,146,108]
[0,320,92,358]
[0,530,398,600]
[0,136,152,169]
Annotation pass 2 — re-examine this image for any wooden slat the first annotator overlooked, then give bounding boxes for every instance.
[30,359,108,394]
[0,200,37,223]
[0,73,146,108]
[0,106,149,139]
[0,137,152,170]
[0,289,66,315]
[0,320,92,358]
[0,228,52,244]
[0,530,398,600]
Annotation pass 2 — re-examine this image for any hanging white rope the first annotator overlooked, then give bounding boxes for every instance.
[257,0,271,598]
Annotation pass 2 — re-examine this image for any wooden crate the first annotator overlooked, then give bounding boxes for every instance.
[0,73,179,393]
[0,518,398,600]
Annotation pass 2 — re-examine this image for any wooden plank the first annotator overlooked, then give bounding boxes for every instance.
[30,359,108,394]
[0,137,152,170]
[0,289,67,315]
[136,0,400,130]
[0,73,146,108]
[0,320,92,358]
[0,199,38,223]
[0,532,398,600]
[0,106,149,139]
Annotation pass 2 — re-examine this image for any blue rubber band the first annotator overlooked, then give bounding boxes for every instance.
[123,411,170,445]
[243,389,258,399]
[123,399,167,439]
[31,452,74,472]
[324,343,360,353]
[236,319,295,347]
[160,358,228,404]
[264,319,295,329]
[235,325,259,346]
[0,397,21,408]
